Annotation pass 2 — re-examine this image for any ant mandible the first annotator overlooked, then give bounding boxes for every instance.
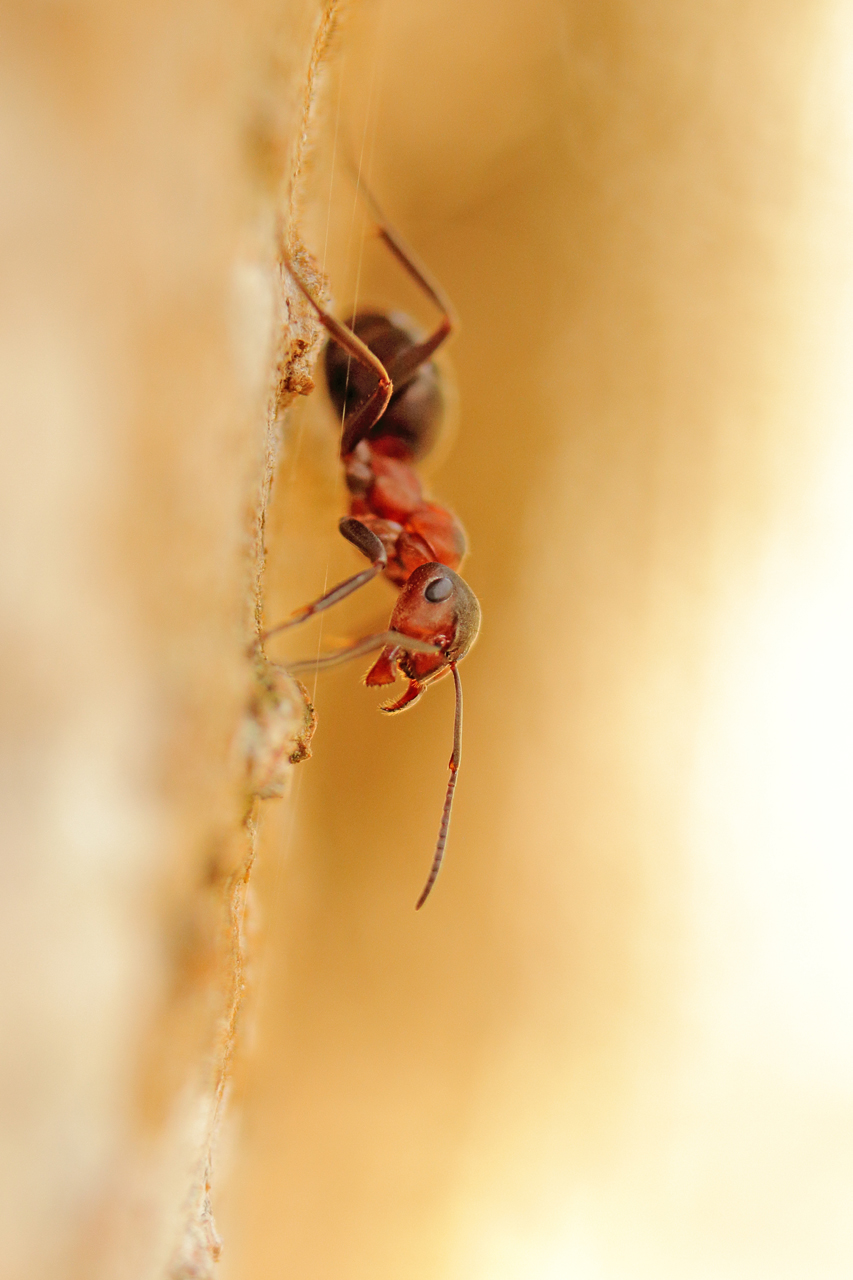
[265,196,480,910]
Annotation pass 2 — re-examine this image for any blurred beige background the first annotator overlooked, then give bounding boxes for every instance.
[2,0,852,1277]
[229,3,853,1278]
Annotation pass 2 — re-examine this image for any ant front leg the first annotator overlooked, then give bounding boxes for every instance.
[286,630,439,675]
[261,518,387,645]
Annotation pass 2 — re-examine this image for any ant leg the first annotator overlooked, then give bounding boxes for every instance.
[377,225,455,385]
[350,176,457,385]
[283,253,393,455]
[284,629,438,674]
[261,519,387,644]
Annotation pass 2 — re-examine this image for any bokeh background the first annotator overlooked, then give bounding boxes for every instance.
[2,0,852,1277]
[227,2,853,1277]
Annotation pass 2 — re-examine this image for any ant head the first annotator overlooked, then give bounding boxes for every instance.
[389,563,480,683]
[324,312,445,463]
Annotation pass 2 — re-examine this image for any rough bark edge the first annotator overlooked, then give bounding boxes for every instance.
[167,5,340,1276]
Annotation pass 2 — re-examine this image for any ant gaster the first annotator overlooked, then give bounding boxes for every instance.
[265,201,480,910]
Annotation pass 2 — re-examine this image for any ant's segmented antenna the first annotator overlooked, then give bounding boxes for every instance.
[415,664,463,911]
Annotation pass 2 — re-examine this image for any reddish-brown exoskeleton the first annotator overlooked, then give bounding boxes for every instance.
[265,203,480,909]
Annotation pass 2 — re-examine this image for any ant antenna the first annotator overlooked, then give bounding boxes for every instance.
[415,664,463,911]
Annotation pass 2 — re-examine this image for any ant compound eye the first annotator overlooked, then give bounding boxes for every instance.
[425,575,453,603]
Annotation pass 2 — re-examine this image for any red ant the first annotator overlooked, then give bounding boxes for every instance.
[264,201,480,910]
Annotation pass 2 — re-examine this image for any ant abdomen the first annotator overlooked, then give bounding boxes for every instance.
[324,311,444,462]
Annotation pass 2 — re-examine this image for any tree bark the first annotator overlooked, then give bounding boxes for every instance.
[0,1,333,1275]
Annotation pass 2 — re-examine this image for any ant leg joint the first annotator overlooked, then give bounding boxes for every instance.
[338,517,387,567]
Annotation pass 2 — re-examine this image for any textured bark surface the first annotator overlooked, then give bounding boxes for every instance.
[227,3,853,1279]
[0,1,332,1276]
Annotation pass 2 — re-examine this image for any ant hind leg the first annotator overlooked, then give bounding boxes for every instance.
[349,174,457,386]
[283,251,393,456]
